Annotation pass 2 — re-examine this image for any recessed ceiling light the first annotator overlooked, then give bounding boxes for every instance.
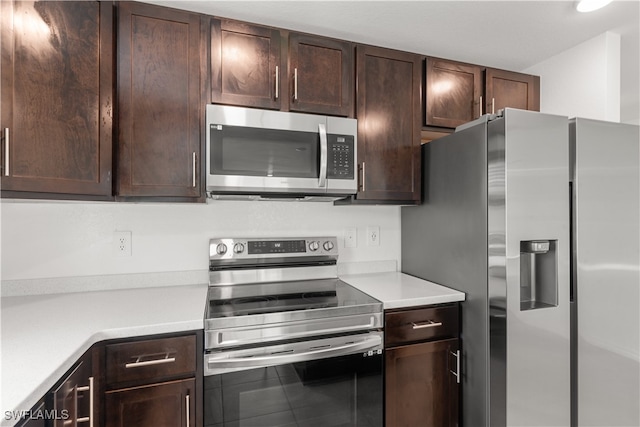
[576,0,613,13]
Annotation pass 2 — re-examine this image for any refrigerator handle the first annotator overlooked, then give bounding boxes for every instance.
[569,182,575,303]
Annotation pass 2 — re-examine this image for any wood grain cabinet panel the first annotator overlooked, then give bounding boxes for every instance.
[288,33,352,116]
[104,332,202,427]
[105,378,195,427]
[385,304,459,347]
[384,304,460,427]
[105,335,196,388]
[117,1,203,199]
[425,57,483,129]
[484,68,540,114]
[425,57,540,129]
[386,338,459,427]
[211,19,281,110]
[356,45,421,203]
[0,0,113,197]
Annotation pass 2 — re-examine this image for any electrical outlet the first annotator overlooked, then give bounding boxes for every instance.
[367,226,380,246]
[345,227,357,248]
[114,231,132,257]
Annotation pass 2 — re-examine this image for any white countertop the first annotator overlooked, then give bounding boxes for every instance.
[341,271,465,309]
[0,283,208,426]
[0,271,463,426]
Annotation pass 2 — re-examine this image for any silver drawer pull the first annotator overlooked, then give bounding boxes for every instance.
[411,320,443,329]
[125,354,176,368]
[186,394,190,427]
[450,350,461,384]
[76,377,94,426]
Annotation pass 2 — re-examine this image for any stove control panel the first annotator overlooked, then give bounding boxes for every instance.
[209,237,339,261]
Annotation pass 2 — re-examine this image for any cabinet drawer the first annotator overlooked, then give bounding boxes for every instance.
[385,304,458,347]
[106,335,196,387]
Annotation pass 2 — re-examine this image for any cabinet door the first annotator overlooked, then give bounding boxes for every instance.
[105,378,196,427]
[356,45,421,203]
[288,33,353,116]
[485,68,540,113]
[425,57,483,128]
[0,0,113,197]
[211,19,281,110]
[52,350,96,427]
[117,2,202,198]
[385,338,459,427]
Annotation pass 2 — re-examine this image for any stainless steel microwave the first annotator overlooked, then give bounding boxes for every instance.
[205,105,357,200]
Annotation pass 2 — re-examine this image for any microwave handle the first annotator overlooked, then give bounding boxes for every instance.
[318,123,327,188]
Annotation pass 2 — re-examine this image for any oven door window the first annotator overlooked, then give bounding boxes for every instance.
[204,352,383,427]
[210,125,319,178]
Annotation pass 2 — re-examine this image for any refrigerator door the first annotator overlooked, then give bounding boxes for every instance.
[491,109,570,426]
[571,118,640,426]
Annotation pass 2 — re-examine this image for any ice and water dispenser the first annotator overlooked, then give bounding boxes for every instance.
[520,240,558,311]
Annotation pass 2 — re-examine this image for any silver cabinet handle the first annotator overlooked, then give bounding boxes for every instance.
[125,354,176,368]
[479,96,483,118]
[492,97,495,114]
[192,152,196,187]
[275,65,279,99]
[450,350,461,384]
[411,320,443,329]
[294,67,298,101]
[318,123,327,187]
[185,394,190,427]
[76,376,94,426]
[3,128,8,177]
[361,162,366,192]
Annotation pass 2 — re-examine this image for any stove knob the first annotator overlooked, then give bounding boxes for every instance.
[323,240,335,251]
[233,243,245,254]
[216,243,227,255]
[309,241,320,252]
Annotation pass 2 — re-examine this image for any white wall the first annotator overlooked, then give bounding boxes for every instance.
[525,32,621,122]
[0,200,401,283]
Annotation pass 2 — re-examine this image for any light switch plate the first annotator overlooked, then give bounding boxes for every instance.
[345,227,357,248]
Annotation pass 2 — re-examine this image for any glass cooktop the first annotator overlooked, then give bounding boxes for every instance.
[205,278,381,325]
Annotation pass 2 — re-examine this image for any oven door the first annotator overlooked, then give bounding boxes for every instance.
[204,333,383,427]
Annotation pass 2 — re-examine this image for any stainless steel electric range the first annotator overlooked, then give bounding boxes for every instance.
[203,237,383,427]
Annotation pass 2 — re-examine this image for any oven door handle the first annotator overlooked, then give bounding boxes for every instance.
[206,335,381,372]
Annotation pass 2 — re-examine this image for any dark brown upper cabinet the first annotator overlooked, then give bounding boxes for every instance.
[425,57,540,129]
[484,68,540,114]
[117,2,204,199]
[288,33,353,116]
[211,19,282,110]
[355,45,421,203]
[210,20,353,117]
[0,0,113,198]
[425,57,483,129]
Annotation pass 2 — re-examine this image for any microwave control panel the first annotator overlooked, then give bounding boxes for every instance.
[327,135,355,179]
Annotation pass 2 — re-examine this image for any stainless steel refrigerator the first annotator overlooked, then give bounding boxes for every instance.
[570,117,639,426]
[401,108,639,426]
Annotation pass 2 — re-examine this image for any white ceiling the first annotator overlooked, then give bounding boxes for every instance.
[141,0,640,121]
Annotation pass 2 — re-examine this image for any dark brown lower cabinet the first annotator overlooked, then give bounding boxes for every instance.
[385,304,460,427]
[105,378,195,427]
[103,332,202,427]
[386,338,459,427]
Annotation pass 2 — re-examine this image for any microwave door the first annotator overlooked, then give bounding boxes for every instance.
[208,123,327,194]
